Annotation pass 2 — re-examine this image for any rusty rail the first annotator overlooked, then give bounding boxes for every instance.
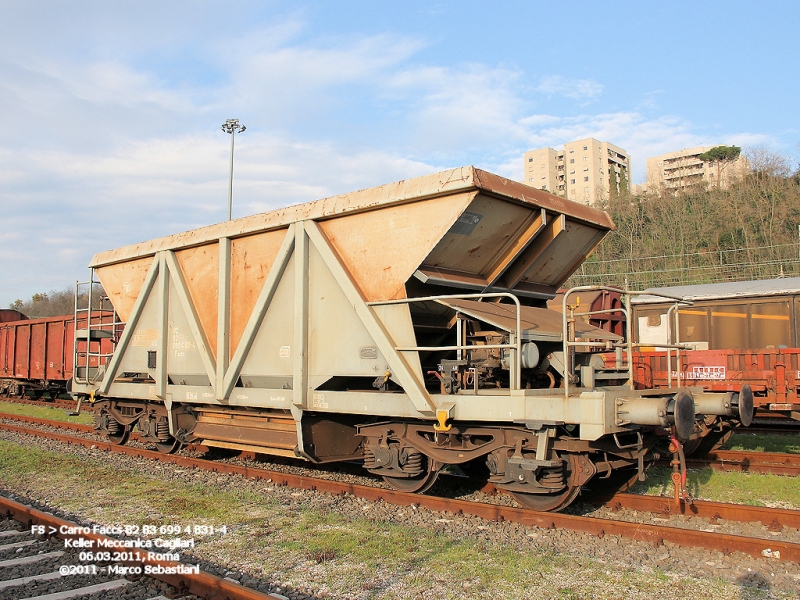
[599,493,800,531]
[2,421,799,563]
[0,495,283,600]
[0,396,81,411]
[683,450,800,476]
[7,407,798,478]
[0,412,95,433]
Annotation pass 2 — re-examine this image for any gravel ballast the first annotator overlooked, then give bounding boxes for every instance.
[0,426,799,599]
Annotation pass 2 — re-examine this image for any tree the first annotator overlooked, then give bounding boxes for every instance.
[9,287,81,318]
[619,166,629,195]
[608,165,619,198]
[699,145,742,188]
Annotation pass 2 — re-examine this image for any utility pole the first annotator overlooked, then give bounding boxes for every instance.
[221,119,246,221]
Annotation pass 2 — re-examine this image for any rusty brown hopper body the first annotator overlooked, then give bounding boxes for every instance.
[78,166,703,442]
[91,166,613,315]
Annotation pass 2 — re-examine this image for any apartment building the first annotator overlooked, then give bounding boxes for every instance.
[646,146,747,192]
[522,138,630,206]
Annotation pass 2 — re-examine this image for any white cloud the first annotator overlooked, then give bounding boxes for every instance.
[0,6,790,306]
[536,75,603,103]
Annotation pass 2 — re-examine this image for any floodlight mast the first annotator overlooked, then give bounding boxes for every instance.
[221,118,246,221]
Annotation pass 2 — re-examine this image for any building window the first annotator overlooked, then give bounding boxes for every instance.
[529,178,534,182]
[584,187,589,192]
[584,176,589,182]
[570,169,575,174]
[528,157,534,162]
[569,149,574,154]
[541,185,547,190]
[541,175,546,179]
[583,145,588,151]
[583,167,589,171]
[570,178,576,184]
[584,156,588,161]
[541,165,545,170]
[570,159,575,164]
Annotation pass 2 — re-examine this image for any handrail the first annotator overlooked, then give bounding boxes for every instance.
[73,271,123,385]
[562,286,630,397]
[367,292,523,390]
[665,301,694,387]
[561,286,693,397]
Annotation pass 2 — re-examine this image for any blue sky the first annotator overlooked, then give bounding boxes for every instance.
[1,1,798,307]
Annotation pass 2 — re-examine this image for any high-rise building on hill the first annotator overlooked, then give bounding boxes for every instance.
[522,138,630,206]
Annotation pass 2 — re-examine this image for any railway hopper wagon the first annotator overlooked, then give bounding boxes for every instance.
[1,310,116,399]
[595,279,800,451]
[71,166,749,511]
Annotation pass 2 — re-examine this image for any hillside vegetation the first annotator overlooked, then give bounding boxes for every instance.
[568,148,800,290]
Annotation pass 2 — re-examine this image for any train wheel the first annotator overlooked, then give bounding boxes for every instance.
[511,484,582,512]
[108,426,131,446]
[104,413,130,445]
[510,453,583,512]
[382,458,440,493]
[155,437,181,454]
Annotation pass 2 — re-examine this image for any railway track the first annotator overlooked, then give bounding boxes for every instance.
[0,495,284,600]
[0,396,82,412]
[1,417,799,565]
[5,408,800,477]
[684,450,800,476]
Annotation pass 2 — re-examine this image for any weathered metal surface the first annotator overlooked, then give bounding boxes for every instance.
[609,347,800,413]
[0,310,27,323]
[435,299,622,342]
[1,316,73,384]
[90,167,614,269]
[602,492,800,531]
[86,167,616,420]
[76,165,716,491]
[684,450,800,476]
[634,277,800,304]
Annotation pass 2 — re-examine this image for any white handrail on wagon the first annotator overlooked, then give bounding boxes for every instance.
[367,292,523,390]
[561,286,690,398]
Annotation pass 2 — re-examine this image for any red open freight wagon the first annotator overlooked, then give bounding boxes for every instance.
[0,310,117,398]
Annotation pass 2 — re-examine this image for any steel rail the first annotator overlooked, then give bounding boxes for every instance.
[683,450,800,476]
[0,412,94,433]
[0,397,81,410]
[2,422,799,564]
[597,493,800,531]
[0,495,283,600]
[5,408,799,478]
[1,412,798,531]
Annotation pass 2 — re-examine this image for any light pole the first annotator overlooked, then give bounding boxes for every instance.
[221,118,246,221]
